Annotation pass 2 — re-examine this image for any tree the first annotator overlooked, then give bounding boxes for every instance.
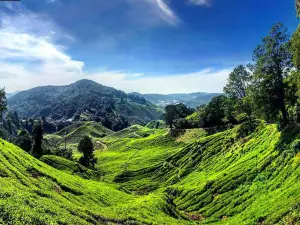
[199,95,228,127]
[32,121,44,157]
[14,111,20,129]
[290,27,300,68]
[164,105,177,129]
[0,88,7,117]
[16,130,32,152]
[224,65,251,99]
[296,0,300,17]
[164,104,194,130]
[78,136,97,168]
[251,23,292,126]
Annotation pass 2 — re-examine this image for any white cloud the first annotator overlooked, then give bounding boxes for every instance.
[84,69,230,94]
[128,0,180,26]
[0,13,84,91]
[188,0,210,6]
[0,11,229,94]
[154,0,180,26]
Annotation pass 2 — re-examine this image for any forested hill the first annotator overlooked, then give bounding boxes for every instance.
[8,80,162,128]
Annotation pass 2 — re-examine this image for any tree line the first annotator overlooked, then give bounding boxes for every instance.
[0,98,96,169]
[164,7,300,130]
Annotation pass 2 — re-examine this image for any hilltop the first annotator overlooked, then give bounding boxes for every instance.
[8,80,162,130]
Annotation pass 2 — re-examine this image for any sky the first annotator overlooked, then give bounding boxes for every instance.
[0,0,298,94]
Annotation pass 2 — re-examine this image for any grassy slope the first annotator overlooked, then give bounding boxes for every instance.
[96,125,194,182]
[8,121,300,224]
[114,123,300,224]
[45,121,114,159]
[0,139,193,225]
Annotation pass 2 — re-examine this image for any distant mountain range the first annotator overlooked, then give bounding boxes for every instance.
[136,92,220,108]
[8,80,162,130]
[6,91,20,99]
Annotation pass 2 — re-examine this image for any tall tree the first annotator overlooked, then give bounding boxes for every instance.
[32,121,44,157]
[16,130,32,152]
[296,0,300,17]
[78,136,97,168]
[164,104,194,130]
[290,27,300,69]
[251,23,292,126]
[164,105,176,130]
[0,88,7,118]
[224,65,251,99]
[199,95,228,127]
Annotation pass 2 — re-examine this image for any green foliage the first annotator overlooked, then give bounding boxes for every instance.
[78,136,97,168]
[0,88,7,117]
[31,121,44,157]
[164,104,194,129]
[8,80,162,130]
[15,130,32,152]
[291,26,300,68]
[198,95,235,127]
[250,23,291,125]
[223,65,251,99]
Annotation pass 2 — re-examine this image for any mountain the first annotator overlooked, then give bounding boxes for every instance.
[8,80,162,130]
[137,92,220,108]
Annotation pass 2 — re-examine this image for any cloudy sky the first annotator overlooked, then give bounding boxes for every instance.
[0,0,298,94]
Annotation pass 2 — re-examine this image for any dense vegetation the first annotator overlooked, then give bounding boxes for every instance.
[165,21,300,132]
[8,79,162,131]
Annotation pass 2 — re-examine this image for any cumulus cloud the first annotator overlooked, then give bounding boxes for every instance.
[0,12,84,91]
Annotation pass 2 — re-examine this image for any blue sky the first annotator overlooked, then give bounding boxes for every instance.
[0,0,298,93]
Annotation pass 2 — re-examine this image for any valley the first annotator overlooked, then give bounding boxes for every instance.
[0,121,300,224]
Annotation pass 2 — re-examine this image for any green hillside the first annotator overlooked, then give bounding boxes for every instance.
[113,122,300,224]
[8,80,163,130]
[0,138,191,225]
[1,121,300,224]
[57,121,113,143]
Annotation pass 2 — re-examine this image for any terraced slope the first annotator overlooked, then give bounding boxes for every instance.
[97,126,188,182]
[57,121,113,143]
[3,122,300,224]
[0,139,192,225]
[114,122,300,224]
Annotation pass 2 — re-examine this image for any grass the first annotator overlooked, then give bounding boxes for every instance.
[0,138,193,225]
[96,125,193,182]
[4,121,300,224]
[114,122,300,224]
